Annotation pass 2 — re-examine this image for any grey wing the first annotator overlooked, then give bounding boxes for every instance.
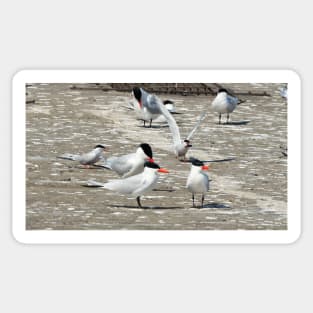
[202,173,210,191]
[132,175,158,196]
[186,110,208,140]
[103,173,144,194]
[57,153,80,161]
[227,94,239,105]
[106,153,134,176]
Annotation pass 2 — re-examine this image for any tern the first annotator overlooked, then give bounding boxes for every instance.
[186,158,210,208]
[57,144,107,167]
[132,87,207,160]
[85,161,169,208]
[100,143,154,178]
[211,88,240,124]
[129,95,177,127]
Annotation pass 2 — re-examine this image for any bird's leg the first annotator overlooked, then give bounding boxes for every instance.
[219,113,221,125]
[149,119,152,128]
[136,196,142,208]
[226,113,230,124]
[192,194,195,207]
[143,120,146,127]
[201,194,205,208]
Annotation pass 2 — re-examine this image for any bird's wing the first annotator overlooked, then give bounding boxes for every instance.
[186,110,208,140]
[227,94,239,105]
[156,95,181,146]
[83,180,105,187]
[106,154,134,175]
[57,153,80,161]
[103,173,144,194]
[133,175,157,195]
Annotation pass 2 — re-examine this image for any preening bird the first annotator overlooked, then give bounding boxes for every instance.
[132,87,207,160]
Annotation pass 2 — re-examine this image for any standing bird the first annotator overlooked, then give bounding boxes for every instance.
[211,88,240,124]
[100,143,154,178]
[85,161,169,208]
[132,87,207,160]
[186,158,210,208]
[57,144,107,167]
[132,87,178,128]
[126,99,177,126]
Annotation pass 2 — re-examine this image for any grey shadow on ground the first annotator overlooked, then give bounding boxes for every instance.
[113,204,182,210]
[202,202,231,209]
[222,120,250,126]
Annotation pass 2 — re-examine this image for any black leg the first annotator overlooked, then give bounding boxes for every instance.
[136,196,142,208]
[149,119,152,128]
[201,194,205,208]
[192,194,195,207]
[226,113,229,124]
[143,120,146,127]
[219,113,221,124]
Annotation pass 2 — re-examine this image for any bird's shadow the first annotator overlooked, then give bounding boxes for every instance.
[138,124,169,129]
[113,204,181,210]
[202,202,231,209]
[186,157,236,163]
[221,120,250,126]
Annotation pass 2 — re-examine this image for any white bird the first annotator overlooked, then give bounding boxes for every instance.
[211,88,240,124]
[186,158,210,208]
[100,143,154,178]
[85,161,169,208]
[279,87,288,99]
[57,144,107,167]
[132,87,207,160]
[128,98,177,126]
[171,110,208,161]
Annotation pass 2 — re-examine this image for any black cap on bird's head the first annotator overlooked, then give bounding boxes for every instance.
[132,87,142,104]
[144,161,160,169]
[139,143,153,160]
[163,100,174,105]
[94,144,106,150]
[218,88,228,94]
[144,160,169,173]
[184,139,192,147]
[190,157,204,167]
[190,157,209,170]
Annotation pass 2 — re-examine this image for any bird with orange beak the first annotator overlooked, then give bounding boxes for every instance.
[85,161,169,208]
[186,158,210,208]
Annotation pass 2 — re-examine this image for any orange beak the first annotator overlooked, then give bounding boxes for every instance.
[158,168,169,173]
[148,158,154,163]
[201,165,209,170]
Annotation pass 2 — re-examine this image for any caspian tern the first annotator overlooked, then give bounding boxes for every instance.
[211,88,240,124]
[85,161,169,208]
[186,158,210,208]
[100,143,154,178]
[57,144,107,167]
[132,87,207,160]
[129,94,177,127]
